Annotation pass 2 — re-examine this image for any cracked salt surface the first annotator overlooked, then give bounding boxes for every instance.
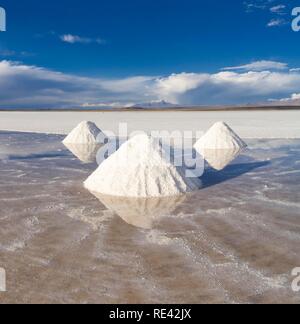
[0,131,299,303]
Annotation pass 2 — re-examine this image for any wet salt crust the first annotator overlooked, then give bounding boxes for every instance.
[0,132,300,304]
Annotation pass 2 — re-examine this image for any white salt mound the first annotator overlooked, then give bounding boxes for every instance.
[194,121,247,150]
[84,134,200,198]
[63,121,105,144]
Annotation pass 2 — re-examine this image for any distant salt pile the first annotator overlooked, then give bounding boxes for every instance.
[84,133,200,198]
[63,121,105,144]
[194,122,247,170]
[194,122,247,150]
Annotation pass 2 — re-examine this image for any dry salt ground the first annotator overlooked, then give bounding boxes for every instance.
[0,131,300,304]
[1,110,300,138]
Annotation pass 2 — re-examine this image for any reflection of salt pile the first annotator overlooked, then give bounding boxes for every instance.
[194,122,247,170]
[90,192,186,229]
[197,148,242,171]
[63,121,105,144]
[84,134,200,198]
[64,143,102,163]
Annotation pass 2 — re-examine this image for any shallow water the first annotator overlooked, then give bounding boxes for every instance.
[0,131,300,304]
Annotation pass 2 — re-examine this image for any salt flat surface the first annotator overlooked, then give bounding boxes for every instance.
[0,131,300,304]
[0,110,300,138]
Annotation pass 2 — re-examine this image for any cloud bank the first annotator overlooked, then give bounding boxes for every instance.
[0,60,300,108]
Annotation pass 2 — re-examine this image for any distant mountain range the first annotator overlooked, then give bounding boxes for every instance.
[130,100,180,109]
[269,99,300,106]
[0,100,300,111]
[130,99,300,109]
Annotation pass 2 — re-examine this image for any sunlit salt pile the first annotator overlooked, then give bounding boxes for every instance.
[84,133,200,198]
[63,121,105,144]
[195,121,247,150]
[194,121,247,170]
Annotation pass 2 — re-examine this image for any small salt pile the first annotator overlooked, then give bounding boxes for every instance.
[194,122,247,170]
[84,133,200,198]
[194,121,247,150]
[63,121,105,144]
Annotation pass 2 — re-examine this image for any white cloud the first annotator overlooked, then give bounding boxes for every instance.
[244,1,289,28]
[152,73,209,103]
[270,5,286,14]
[244,1,268,12]
[60,34,105,44]
[152,70,300,105]
[267,18,287,27]
[0,49,35,57]
[1,60,300,108]
[290,93,300,100]
[222,60,288,71]
[274,93,300,102]
[290,68,300,72]
[0,60,153,108]
[244,0,278,13]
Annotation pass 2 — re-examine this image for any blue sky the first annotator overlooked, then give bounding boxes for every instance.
[0,0,300,108]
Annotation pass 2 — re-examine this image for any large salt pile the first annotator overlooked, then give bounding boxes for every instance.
[63,121,105,144]
[194,122,247,170]
[84,133,200,198]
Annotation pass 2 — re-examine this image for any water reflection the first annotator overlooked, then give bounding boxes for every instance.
[64,143,103,163]
[88,191,186,229]
[198,148,243,171]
